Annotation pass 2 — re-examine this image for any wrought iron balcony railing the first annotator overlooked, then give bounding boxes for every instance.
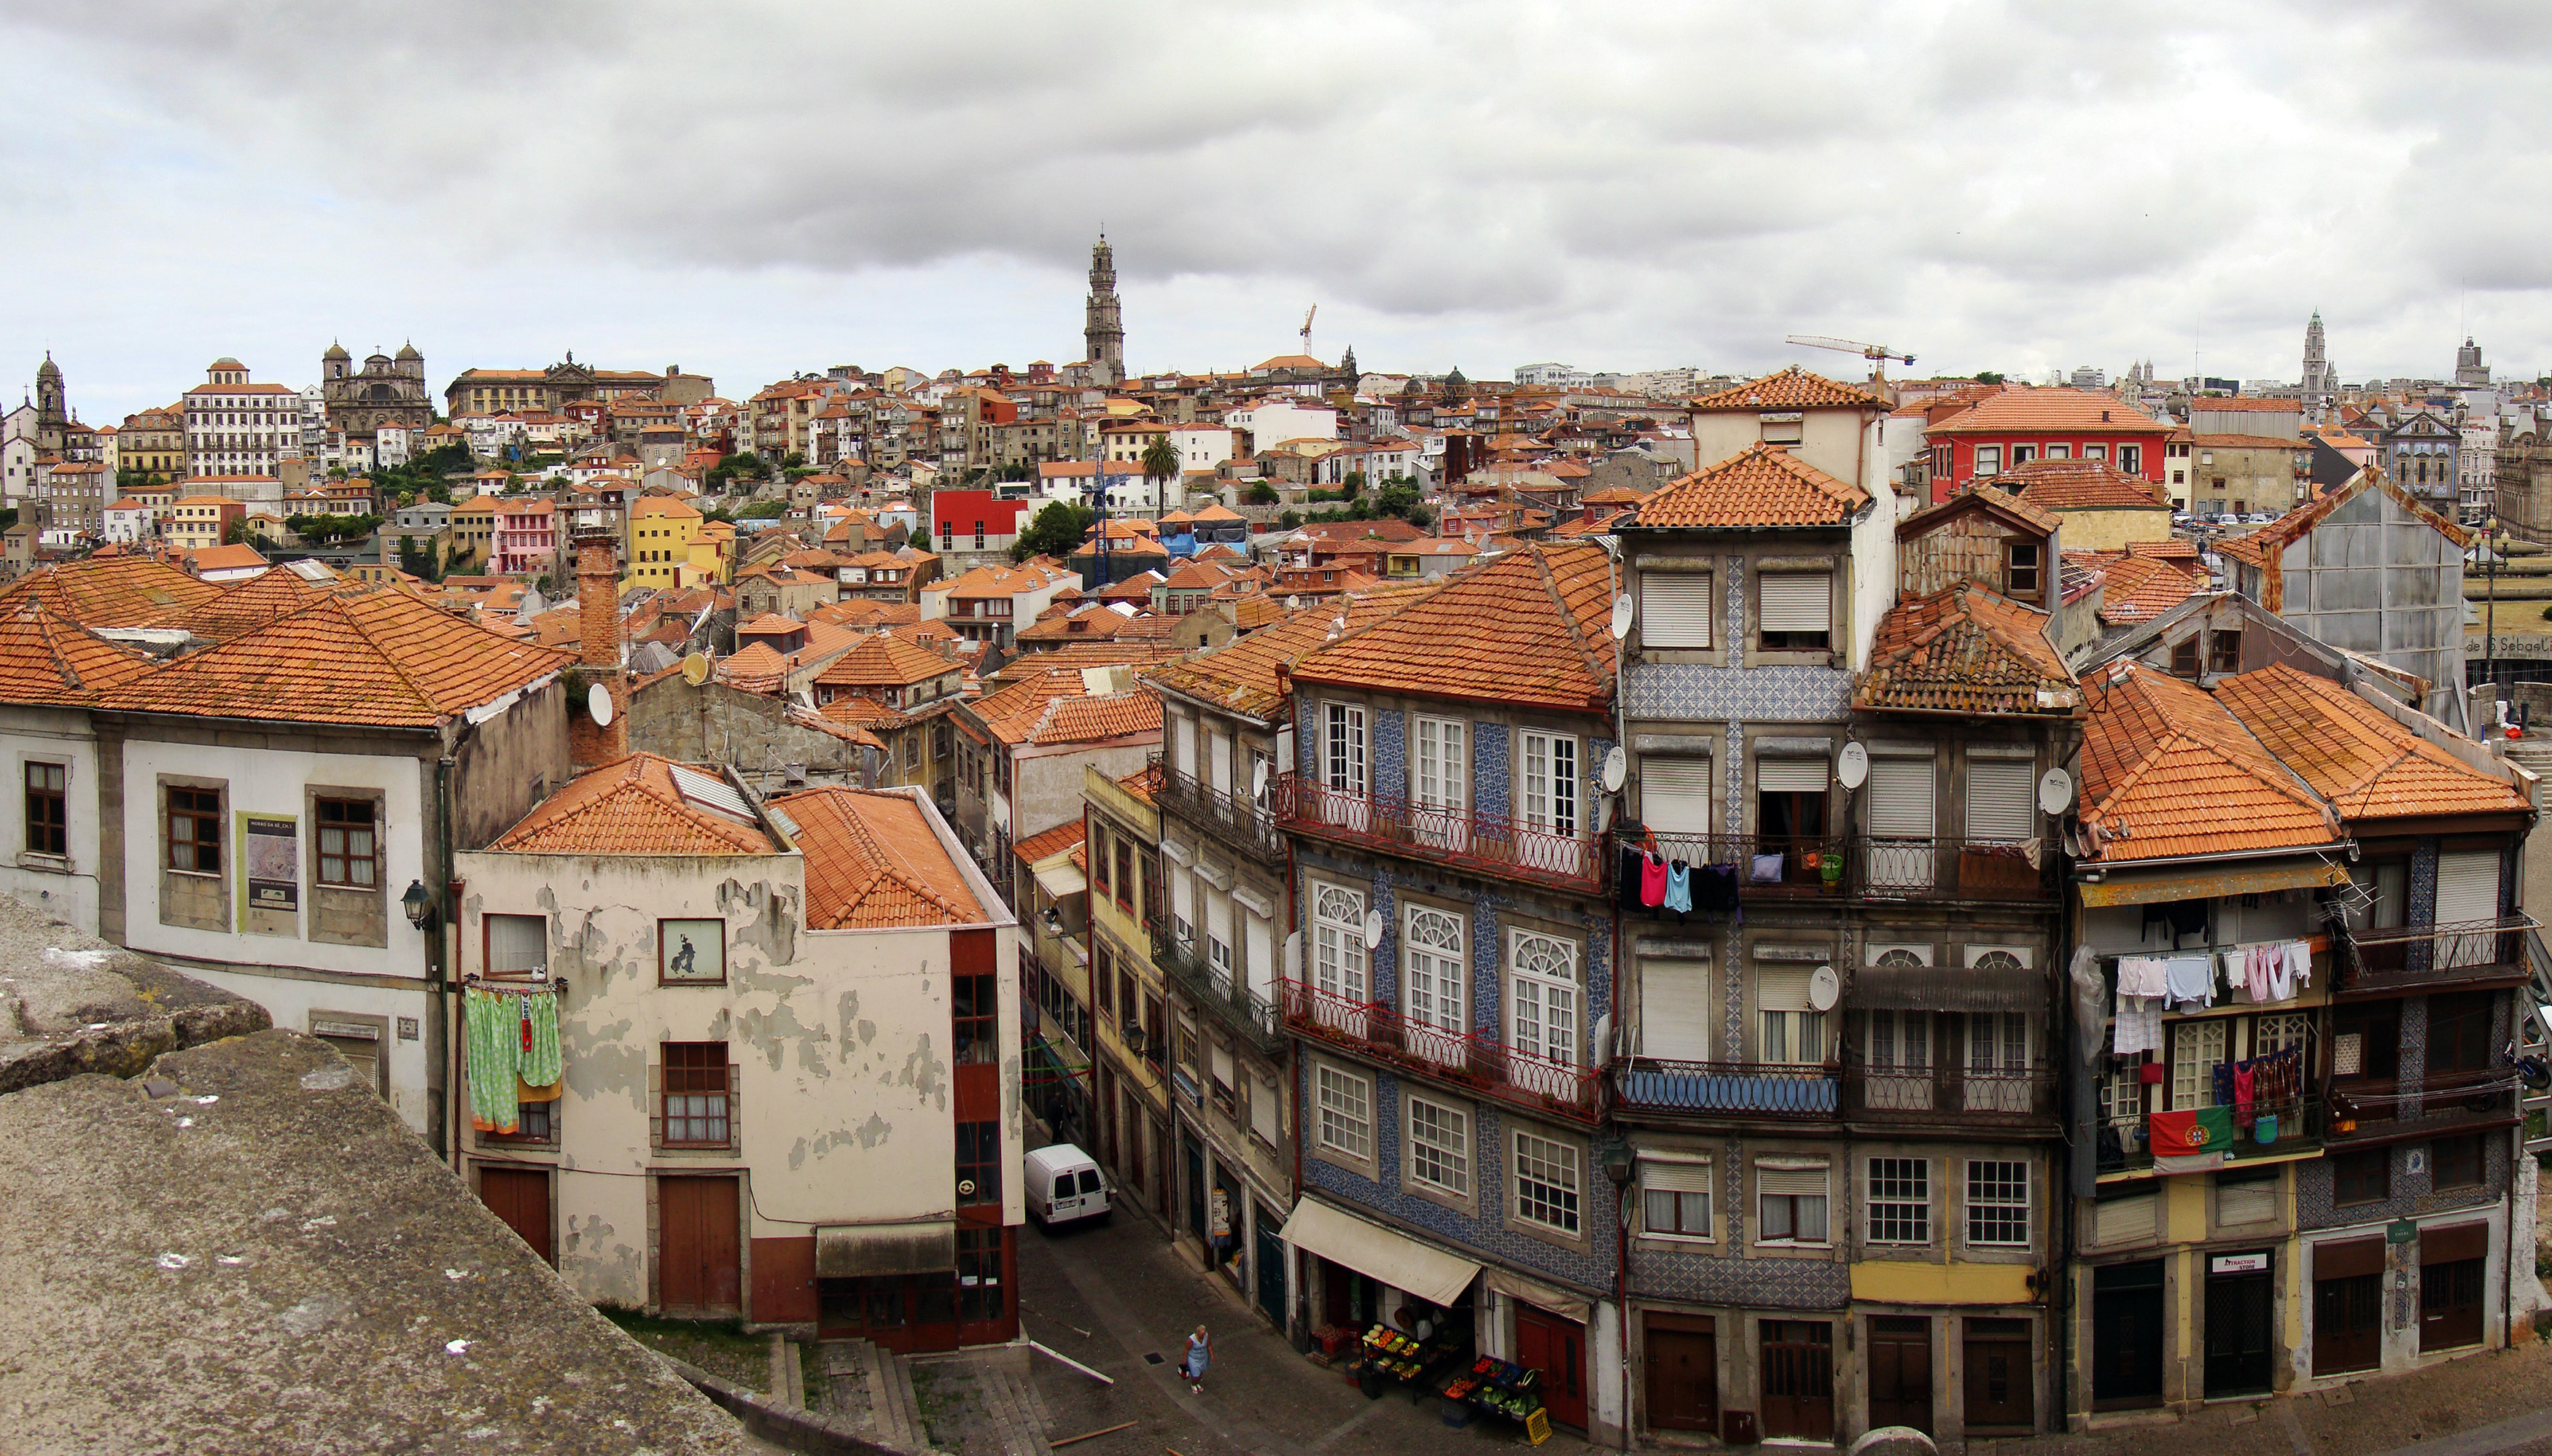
[2339,916,2535,992]
[1842,1062,2061,1123]
[1274,773,1603,895]
[1155,933,1284,1056]
[1611,1057,1838,1118]
[1641,833,1849,900]
[1148,755,1285,868]
[1854,836,2059,903]
[1280,978,1600,1123]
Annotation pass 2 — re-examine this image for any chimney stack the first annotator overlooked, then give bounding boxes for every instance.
[568,526,629,769]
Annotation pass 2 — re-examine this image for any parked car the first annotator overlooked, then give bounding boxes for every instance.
[1023,1143,1111,1226]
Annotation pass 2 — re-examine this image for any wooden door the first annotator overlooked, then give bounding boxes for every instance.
[1961,1319,2034,1432]
[478,1167,551,1266]
[1759,1320,1834,1441]
[658,1175,742,1315]
[2090,1264,2165,1409]
[2421,1259,2486,1352]
[2314,1274,2381,1374]
[1643,1315,1716,1433]
[1867,1316,1931,1433]
[1516,1304,1588,1430]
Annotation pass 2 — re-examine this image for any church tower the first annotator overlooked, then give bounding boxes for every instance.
[32,354,66,454]
[2301,311,2334,416]
[1084,237,1125,386]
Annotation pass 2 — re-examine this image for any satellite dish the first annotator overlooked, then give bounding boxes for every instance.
[1836,741,1869,790]
[1251,759,1269,799]
[1600,746,1627,793]
[681,651,711,686]
[2038,767,2074,816]
[1608,593,1634,641]
[1808,964,1841,1013]
[586,682,615,728]
[1362,909,1384,951]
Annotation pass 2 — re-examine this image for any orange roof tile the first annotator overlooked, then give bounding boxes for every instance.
[1687,367,1883,413]
[1289,542,1614,712]
[1923,389,2170,437]
[1627,444,1869,529]
[819,696,907,729]
[0,602,155,705]
[0,556,221,628]
[489,753,777,854]
[814,632,957,689]
[2214,663,2528,821]
[2005,459,2170,512]
[2093,556,2205,625]
[1145,585,1431,722]
[779,787,985,929]
[2078,663,2338,863]
[98,587,570,728]
[1857,584,2078,716]
[1011,818,1088,866]
[144,567,336,642]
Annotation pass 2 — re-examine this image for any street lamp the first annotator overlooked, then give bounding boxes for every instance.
[401,879,435,930]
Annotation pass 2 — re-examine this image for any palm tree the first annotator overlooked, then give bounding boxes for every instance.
[1140,432,1181,510]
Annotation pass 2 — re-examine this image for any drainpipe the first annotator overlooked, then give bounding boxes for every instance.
[437,752,458,1167]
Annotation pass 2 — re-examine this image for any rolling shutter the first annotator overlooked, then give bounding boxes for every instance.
[1251,1074,1280,1142]
[2435,852,2500,925]
[1757,966,1813,1013]
[1754,1163,1828,1199]
[1758,758,1829,793]
[1641,958,1715,1060]
[1966,756,2038,843]
[2093,1192,2155,1246]
[1759,573,1832,633]
[1642,1160,1712,1194]
[1867,755,1935,838]
[1642,758,1714,834]
[2217,1178,2276,1226]
[1175,713,1198,779]
[1641,572,1714,649]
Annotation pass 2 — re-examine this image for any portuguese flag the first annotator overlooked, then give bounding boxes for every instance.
[2148,1105,2235,1156]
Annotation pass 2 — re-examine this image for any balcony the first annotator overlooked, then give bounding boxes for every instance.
[2339,916,2536,993]
[1273,773,1603,895]
[1280,978,1601,1124]
[1155,933,1284,1056]
[1842,1063,2060,1126]
[1644,833,1849,900]
[2096,1093,2326,1175]
[1150,754,1285,868]
[1612,1058,1838,1118]
[2327,1067,2521,1145]
[1855,836,2059,903]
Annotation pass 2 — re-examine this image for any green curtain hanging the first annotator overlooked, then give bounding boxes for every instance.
[465,989,520,1134]
[519,989,563,1089]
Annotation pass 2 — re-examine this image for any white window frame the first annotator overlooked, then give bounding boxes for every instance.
[1402,903,1468,1043]
[1323,701,1366,793]
[1414,715,1468,812]
[1639,1159,1713,1242]
[1407,1094,1471,1198]
[2171,1019,2226,1110]
[1314,1062,1372,1163]
[1509,930,1581,1067]
[1754,1161,1832,1247]
[1866,1156,1931,1245]
[1311,881,1369,1002]
[1512,1129,1583,1235]
[1966,1159,2031,1247]
[1520,731,1579,836]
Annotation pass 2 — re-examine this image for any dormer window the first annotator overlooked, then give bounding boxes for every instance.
[2005,543,2042,602]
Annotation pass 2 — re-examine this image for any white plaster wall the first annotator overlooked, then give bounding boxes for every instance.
[119,739,430,978]
[184,964,435,1132]
[1847,469,1901,673]
[3,710,104,934]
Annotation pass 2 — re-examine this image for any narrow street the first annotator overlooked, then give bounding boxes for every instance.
[1015,1210,2552,1456]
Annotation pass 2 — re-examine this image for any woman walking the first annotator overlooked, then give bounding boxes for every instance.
[1183,1325,1210,1395]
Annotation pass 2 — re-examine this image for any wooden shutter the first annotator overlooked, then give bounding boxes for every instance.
[1641,572,1713,648]
[1759,758,1829,794]
[1759,573,1831,633]
[1641,958,1715,1060]
[1755,1164,1829,1198]
[1642,758,1714,834]
[1643,1160,1712,1194]
[1866,755,1935,838]
[2435,851,2500,924]
[1965,756,2037,843]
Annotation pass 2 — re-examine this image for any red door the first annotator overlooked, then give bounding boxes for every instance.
[478,1167,552,1266]
[1517,1304,1589,1430]
[659,1176,742,1315]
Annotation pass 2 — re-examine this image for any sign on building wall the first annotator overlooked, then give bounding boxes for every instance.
[244,817,298,911]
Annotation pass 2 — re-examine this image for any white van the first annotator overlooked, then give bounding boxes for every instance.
[1023,1144,1110,1226]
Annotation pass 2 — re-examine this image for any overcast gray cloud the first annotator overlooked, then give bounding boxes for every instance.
[4,0,2551,418]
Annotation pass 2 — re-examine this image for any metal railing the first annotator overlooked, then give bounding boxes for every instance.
[2340,916,2535,991]
[1640,833,1848,899]
[2328,1068,2520,1141]
[1280,978,1601,1122]
[1155,933,1284,1055]
[1842,1063,2060,1121]
[1149,755,1285,867]
[1611,1057,1838,1117]
[1854,836,2058,903]
[2096,1093,2325,1174]
[1273,774,1603,895]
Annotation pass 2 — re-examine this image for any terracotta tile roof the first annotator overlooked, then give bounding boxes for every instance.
[809,599,922,630]
[1856,583,2079,716]
[97,587,571,728]
[1627,443,1869,529]
[2093,556,2205,624]
[735,612,805,637]
[2003,460,2170,512]
[145,567,337,642]
[1147,586,1431,722]
[0,602,155,705]
[489,753,777,854]
[779,787,986,929]
[2214,663,2529,820]
[1011,818,1087,866]
[0,556,221,628]
[992,639,1182,683]
[814,631,957,688]
[2188,433,2308,451]
[1015,602,1129,645]
[1896,487,2061,540]
[818,695,907,729]
[714,641,790,688]
[2078,663,2338,863]
[1923,388,2170,437]
[1290,542,1615,712]
[1687,367,1882,413]
[1116,760,1162,803]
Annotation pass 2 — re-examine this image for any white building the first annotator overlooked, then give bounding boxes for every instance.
[1223,397,1338,452]
[1514,362,1592,388]
[184,359,306,478]
[101,502,155,544]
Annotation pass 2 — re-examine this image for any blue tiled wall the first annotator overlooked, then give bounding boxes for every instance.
[1473,721,1511,819]
[1374,709,1407,800]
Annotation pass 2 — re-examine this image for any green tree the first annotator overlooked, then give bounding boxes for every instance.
[1342,470,1366,494]
[781,451,807,471]
[1404,505,1434,529]
[1278,510,1303,529]
[223,518,252,546]
[1011,500,1096,562]
[1140,432,1181,507]
[739,499,788,519]
[1246,483,1280,506]
[1973,371,2005,385]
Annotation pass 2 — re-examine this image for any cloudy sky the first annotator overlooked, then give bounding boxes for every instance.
[5,1,2548,419]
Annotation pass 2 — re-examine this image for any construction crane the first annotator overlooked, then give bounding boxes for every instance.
[1300,304,1317,357]
[1785,334,1915,370]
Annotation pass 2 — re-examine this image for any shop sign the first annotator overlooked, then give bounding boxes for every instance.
[2386,1219,2418,1245]
[2210,1253,2268,1274]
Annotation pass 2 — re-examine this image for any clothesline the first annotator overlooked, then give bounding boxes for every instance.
[2101,935,2329,964]
[462,973,566,995]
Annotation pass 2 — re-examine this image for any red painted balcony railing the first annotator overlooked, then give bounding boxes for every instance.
[1272,774,1603,895]
[1280,978,1600,1123]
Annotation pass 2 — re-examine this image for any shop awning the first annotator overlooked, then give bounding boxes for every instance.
[1847,965,2045,1012]
[1278,1196,1480,1309]
[2076,860,2349,908]
[1034,862,1087,900]
[814,1218,957,1279]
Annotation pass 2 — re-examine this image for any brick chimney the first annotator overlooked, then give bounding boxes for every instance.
[567,527,629,769]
